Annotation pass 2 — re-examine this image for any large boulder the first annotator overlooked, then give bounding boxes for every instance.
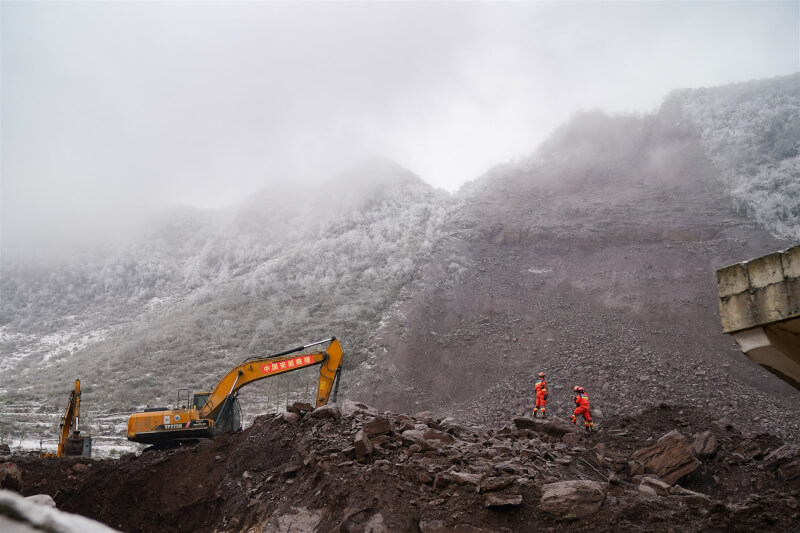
[638,476,671,497]
[631,430,699,485]
[362,416,392,437]
[512,417,579,438]
[692,431,718,459]
[310,404,341,421]
[354,430,373,460]
[539,480,606,519]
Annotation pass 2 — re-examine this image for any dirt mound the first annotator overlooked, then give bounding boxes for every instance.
[8,401,800,532]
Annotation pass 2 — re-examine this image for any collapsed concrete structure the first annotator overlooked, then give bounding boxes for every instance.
[717,244,800,389]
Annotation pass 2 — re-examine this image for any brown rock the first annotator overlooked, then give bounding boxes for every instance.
[638,484,658,499]
[484,492,523,508]
[451,471,481,486]
[71,463,90,473]
[539,480,606,518]
[291,401,314,413]
[282,411,301,425]
[762,445,796,471]
[734,438,763,461]
[692,431,718,459]
[423,428,455,444]
[513,417,578,438]
[631,430,699,485]
[354,430,373,460]
[363,416,392,437]
[400,430,434,451]
[310,405,341,421]
[638,476,671,496]
[628,460,644,477]
[340,400,379,417]
[778,459,800,485]
[562,433,581,447]
[433,473,453,490]
[419,520,498,533]
[480,476,516,493]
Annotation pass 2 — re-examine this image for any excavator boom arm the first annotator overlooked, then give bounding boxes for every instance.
[200,337,343,419]
[57,380,81,457]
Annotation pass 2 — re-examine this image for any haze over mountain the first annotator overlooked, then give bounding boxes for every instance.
[1,74,799,447]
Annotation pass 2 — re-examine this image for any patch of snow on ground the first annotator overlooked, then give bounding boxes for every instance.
[0,325,110,373]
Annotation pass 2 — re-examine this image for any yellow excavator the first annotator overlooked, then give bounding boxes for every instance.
[44,379,92,458]
[127,337,343,445]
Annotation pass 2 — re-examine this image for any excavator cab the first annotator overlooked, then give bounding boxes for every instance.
[192,392,211,411]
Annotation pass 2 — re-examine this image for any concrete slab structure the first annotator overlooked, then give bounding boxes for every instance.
[717,244,800,389]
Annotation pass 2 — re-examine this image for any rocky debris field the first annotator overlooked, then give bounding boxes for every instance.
[3,400,800,533]
[447,285,800,442]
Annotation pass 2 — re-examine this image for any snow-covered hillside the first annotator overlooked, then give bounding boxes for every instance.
[1,75,799,448]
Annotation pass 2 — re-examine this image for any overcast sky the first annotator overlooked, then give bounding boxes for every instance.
[2,1,799,254]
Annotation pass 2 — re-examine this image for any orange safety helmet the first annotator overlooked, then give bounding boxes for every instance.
[538,372,546,378]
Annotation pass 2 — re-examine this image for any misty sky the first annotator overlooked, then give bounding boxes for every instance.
[2,1,799,254]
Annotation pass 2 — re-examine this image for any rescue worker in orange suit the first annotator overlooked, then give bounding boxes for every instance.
[570,386,594,431]
[532,372,548,418]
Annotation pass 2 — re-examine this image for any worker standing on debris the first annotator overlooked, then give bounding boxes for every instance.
[532,372,548,418]
[570,386,594,431]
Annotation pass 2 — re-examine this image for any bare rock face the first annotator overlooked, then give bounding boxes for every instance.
[539,480,606,519]
[692,431,718,459]
[0,462,23,493]
[631,430,699,485]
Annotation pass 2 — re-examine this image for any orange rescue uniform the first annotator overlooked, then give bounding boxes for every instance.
[570,392,594,429]
[532,378,547,417]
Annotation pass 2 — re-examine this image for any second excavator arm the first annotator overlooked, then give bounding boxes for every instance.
[57,379,81,458]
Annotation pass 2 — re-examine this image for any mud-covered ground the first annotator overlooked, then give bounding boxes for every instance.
[7,401,800,533]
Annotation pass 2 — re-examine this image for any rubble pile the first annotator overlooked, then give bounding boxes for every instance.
[7,401,800,532]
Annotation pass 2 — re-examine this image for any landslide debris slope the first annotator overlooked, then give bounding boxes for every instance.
[349,75,800,440]
[11,401,800,533]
